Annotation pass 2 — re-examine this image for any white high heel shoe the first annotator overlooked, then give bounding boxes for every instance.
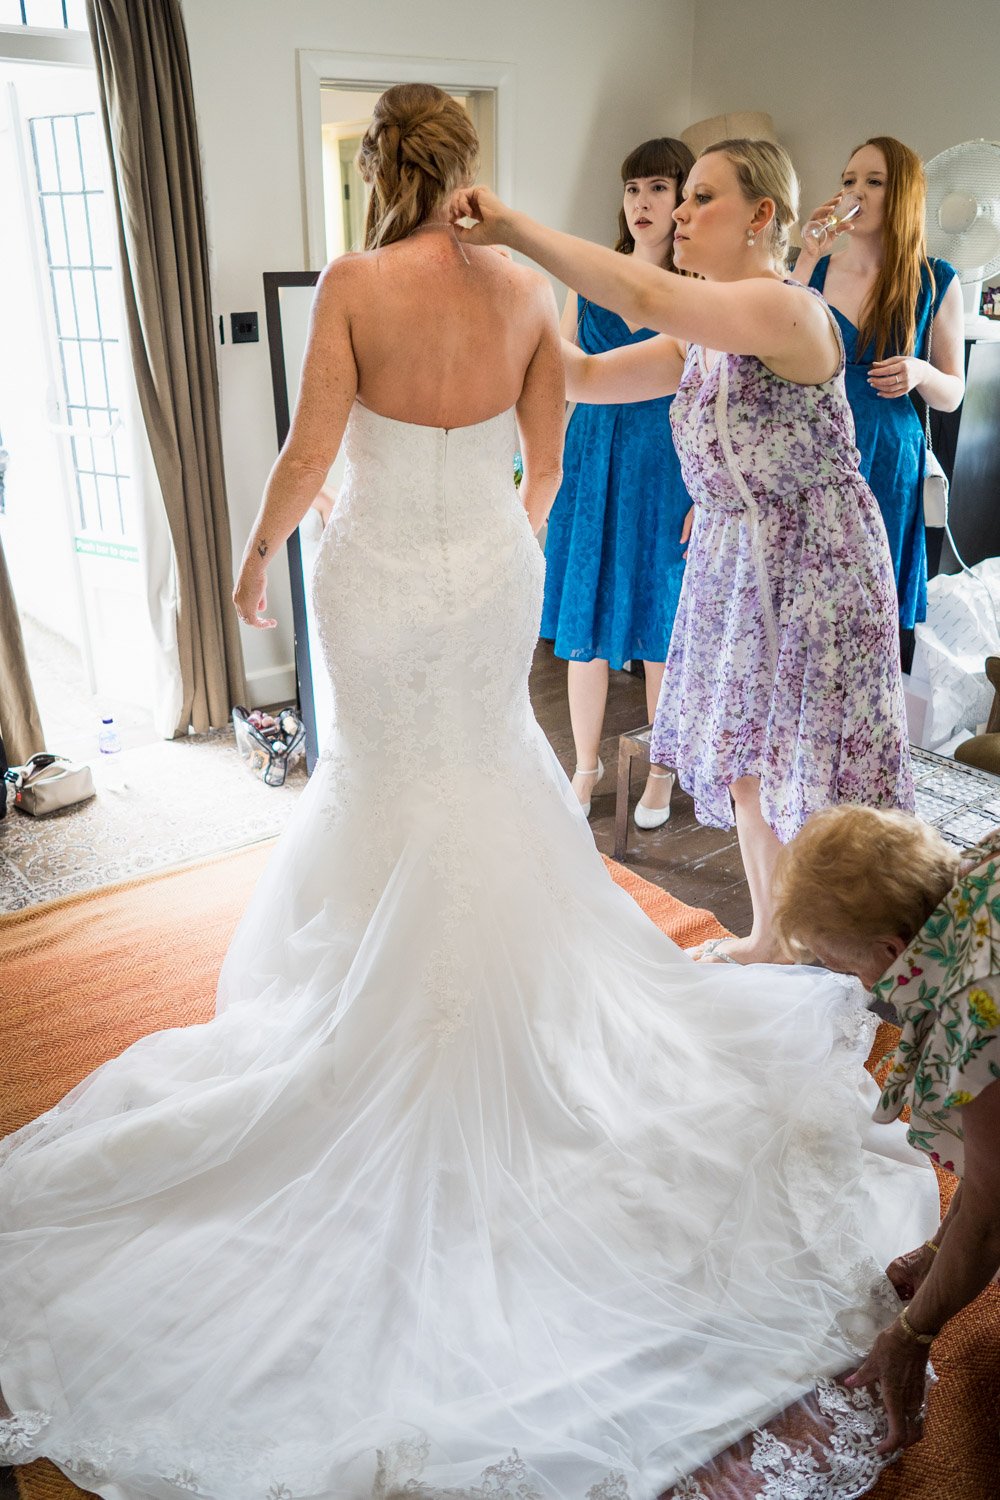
[634,769,675,830]
[573,758,605,819]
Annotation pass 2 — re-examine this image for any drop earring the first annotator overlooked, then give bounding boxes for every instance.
[746,229,756,247]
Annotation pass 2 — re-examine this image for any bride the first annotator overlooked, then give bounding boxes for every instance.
[0,85,937,1500]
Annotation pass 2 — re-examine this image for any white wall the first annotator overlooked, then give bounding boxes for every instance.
[690,0,1000,244]
[180,0,696,706]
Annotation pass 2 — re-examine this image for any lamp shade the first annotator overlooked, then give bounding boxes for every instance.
[681,112,777,158]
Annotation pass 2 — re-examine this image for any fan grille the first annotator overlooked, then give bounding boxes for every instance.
[924,140,1000,280]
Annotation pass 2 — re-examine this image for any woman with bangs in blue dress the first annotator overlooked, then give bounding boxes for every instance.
[793,136,965,652]
[542,136,695,830]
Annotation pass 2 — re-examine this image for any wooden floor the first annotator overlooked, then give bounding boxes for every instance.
[529,639,752,936]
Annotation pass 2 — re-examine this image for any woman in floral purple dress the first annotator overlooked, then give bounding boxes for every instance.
[454,138,913,964]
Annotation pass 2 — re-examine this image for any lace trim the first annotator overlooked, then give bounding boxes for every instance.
[375,1440,628,1498]
[0,1408,48,1461]
[665,1378,894,1500]
[0,1384,899,1499]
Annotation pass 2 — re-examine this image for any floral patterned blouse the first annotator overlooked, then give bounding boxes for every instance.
[871,835,1000,1173]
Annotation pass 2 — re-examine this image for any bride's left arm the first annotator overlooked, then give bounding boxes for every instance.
[234,260,359,629]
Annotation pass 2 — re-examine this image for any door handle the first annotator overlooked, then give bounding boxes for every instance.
[44,392,122,441]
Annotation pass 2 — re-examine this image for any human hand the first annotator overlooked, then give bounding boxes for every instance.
[886,1242,938,1302]
[868,356,926,399]
[844,1320,931,1454]
[233,560,277,630]
[796,195,854,266]
[311,485,335,527]
[680,506,694,557]
[448,185,514,247]
[806,193,851,228]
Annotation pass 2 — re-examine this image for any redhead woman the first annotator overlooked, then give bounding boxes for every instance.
[793,137,964,635]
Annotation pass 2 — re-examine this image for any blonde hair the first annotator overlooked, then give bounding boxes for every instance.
[850,136,932,362]
[773,806,960,961]
[357,84,479,251]
[700,136,799,269]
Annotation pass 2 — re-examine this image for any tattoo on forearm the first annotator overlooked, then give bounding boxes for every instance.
[256,539,269,560]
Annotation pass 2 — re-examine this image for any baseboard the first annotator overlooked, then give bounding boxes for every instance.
[244,663,297,710]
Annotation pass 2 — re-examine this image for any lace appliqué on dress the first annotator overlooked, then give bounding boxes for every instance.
[665,1379,893,1500]
[0,1409,48,1461]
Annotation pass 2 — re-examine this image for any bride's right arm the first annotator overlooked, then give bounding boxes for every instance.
[563,334,685,405]
[234,260,359,626]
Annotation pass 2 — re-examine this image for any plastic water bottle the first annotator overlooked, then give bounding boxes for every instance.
[98,714,126,793]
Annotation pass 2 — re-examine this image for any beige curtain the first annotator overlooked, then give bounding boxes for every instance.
[85,0,246,735]
[0,534,45,765]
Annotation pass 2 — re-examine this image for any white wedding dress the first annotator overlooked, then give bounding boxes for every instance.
[0,404,938,1500]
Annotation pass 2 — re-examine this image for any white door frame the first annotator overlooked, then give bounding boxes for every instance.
[297,48,515,271]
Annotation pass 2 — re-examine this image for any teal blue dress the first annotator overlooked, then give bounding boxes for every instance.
[808,256,957,628]
[540,298,690,669]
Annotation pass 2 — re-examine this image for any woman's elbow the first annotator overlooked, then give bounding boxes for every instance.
[931,373,965,414]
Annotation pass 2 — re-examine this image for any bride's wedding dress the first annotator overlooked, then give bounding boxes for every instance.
[0,405,937,1500]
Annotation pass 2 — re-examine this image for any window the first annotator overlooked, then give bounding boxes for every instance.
[30,109,131,538]
[0,1,87,29]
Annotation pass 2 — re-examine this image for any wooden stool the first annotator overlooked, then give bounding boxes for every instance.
[614,723,653,861]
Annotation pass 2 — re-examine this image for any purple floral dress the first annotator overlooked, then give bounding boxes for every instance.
[650,285,914,842]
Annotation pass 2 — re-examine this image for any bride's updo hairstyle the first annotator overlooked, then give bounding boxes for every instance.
[701,137,799,270]
[357,83,479,251]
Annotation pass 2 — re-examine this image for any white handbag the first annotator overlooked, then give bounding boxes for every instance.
[6,752,96,816]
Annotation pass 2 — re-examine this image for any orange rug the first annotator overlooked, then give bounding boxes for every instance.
[2,847,996,1499]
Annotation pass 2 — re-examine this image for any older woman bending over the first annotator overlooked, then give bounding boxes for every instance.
[773,805,1000,1454]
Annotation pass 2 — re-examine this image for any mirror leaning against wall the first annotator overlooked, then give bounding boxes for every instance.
[262,271,326,772]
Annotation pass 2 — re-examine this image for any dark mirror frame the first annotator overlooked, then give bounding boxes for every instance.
[262,270,321,771]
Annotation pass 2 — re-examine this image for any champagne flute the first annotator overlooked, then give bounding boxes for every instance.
[802,192,862,250]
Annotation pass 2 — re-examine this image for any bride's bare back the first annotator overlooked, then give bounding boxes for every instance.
[235,233,565,624]
[347,228,556,430]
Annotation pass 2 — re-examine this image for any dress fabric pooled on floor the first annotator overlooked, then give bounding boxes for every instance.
[0,403,938,1500]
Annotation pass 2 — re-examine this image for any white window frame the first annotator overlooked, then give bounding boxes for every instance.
[297,48,515,272]
[0,23,91,67]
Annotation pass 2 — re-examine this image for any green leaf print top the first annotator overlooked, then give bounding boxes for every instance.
[871,837,1000,1175]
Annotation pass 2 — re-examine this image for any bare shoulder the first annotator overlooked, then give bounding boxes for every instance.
[478,252,557,321]
[313,252,370,308]
[777,277,830,326]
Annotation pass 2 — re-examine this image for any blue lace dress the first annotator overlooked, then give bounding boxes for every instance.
[540,297,690,669]
[808,256,957,628]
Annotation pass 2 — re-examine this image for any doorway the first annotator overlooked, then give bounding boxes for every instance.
[297,50,513,273]
[0,57,159,760]
[319,84,497,262]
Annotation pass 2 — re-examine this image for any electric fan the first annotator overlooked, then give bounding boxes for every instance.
[924,140,1000,337]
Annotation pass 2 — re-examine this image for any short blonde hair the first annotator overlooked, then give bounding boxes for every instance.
[700,136,799,268]
[773,806,960,962]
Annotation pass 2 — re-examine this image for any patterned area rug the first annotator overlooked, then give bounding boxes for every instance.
[0,729,306,913]
[3,848,997,1499]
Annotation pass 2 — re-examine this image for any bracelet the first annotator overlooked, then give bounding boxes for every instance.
[924,1239,940,1256]
[897,1308,936,1346]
